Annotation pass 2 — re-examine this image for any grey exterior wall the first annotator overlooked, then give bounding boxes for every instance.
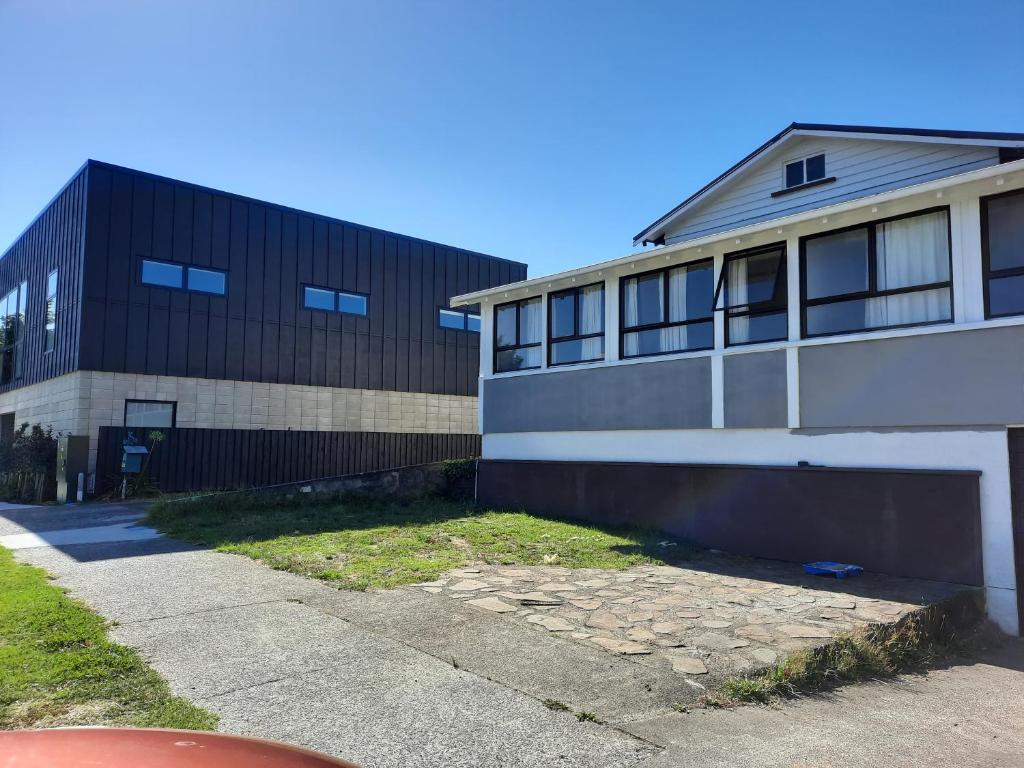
[74,161,525,397]
[0,166,87,394]
[665,137,999,243]
[482,356,712,433]
[800,325,1024,428]
[723,350,787,428]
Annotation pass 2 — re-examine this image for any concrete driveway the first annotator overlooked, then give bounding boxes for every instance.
[2,501,1023,767]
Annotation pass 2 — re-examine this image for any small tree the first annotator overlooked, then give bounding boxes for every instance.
[122,429,166,498]
[0,423,58,502]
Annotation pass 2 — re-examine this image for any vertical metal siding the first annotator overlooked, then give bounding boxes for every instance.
[76,161,525,395]
[94,426,481,493]
[0,167,88,393]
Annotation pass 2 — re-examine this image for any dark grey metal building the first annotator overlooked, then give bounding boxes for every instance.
[0,160,526,488]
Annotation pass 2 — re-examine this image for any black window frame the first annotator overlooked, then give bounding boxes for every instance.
[124,399,177,429]
[140,257,227,297]
[493,296,543,373]
[547,282,605,367]
[302,284,370,317]
[437,306,481,333]
[785,153,826,188]
[620,259,715,360]
[981,188,1024,320]
[712,243,789,347]
[44,269,57,353]
[798,206,954,339]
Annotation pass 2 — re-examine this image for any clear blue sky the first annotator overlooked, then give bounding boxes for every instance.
[1,0,1022,276]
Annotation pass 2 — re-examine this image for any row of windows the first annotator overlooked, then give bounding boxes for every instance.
[494,190,1024,372]
[0,270,59,383]
[141,258,476,333]
[439,308,481,332]
[141,259,227,295]
[302,285,368,316]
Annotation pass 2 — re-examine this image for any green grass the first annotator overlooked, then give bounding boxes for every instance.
[147,493,686,591]
[0,546,217,730]
[713,603,972,706]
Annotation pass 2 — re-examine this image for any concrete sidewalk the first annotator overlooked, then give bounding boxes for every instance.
[4,502,1024,767]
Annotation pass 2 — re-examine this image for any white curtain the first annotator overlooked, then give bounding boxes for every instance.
[658,267,688,352]
[579,284,604,359]
[727,258,750,343]
[520,297,542,344]
[868,211,950,326]
[623,276,660,356]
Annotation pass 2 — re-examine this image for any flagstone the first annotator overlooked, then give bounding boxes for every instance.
[589,637,651,655]
[449,579,489,591]
[526,614,575,631]
[668,655,708,675]
[587,612,627,631]
[467,597,517,613]
[780,624,834,639]
[690,632,750,651]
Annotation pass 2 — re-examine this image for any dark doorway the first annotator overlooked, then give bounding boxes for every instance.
[0,413,14,446]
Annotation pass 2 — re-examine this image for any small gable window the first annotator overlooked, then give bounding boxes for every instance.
[784,153,826,189]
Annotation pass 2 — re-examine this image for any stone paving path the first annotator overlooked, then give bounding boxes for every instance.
[417,557,966,680]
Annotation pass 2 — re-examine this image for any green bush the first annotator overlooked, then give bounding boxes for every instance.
[0,423,58,503]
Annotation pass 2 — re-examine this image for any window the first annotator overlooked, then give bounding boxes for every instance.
[494,297,542,372]
[549,283,604,366]
[982,190,1024,319]
[186,266,226,295]
[338,292,368,316]
[438,307,481,332]
[801,208,951,337]
[141,258,226,296]
[0,282,27,384]
[303,285,369,316]
[141,259,183,289]
[124,400,176,428]
[304,286,336,311]
[784,153,826,189]
[44,270,56,352]
[713,245,788,346]
[622,261,713,358]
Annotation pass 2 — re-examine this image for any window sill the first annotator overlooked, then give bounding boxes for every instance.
[771,177,837,198]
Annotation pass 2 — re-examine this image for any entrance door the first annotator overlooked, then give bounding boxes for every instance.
[0,413,14,446]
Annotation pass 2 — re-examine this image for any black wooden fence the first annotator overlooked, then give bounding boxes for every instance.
[95,427,481,494]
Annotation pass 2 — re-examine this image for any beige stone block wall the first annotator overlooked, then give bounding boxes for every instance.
[0,371,479,478]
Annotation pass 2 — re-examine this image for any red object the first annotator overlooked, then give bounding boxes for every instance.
[0,728,359,768]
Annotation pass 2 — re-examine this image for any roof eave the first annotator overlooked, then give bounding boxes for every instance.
[454,157,1024,307]
[632,124,1024,247]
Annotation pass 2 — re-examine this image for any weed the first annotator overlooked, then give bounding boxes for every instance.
[543,699,571,712]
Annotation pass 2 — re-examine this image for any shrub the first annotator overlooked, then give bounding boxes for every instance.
[0,423,58,502]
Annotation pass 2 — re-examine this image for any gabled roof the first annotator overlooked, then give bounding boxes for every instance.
[633,123,1024,247]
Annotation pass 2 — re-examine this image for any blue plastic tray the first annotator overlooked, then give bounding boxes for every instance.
[803,561,863,579]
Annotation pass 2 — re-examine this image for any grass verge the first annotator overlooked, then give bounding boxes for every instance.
[147,492,687,590]
[0,546,218,730]
[711,597,981,706]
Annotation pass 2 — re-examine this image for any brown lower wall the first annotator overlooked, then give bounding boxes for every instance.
[477,459,984,586]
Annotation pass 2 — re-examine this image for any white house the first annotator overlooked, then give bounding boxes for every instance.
[451,123,1024,636]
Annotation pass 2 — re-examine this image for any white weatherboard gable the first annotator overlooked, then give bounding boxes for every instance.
[660,135,1001,244]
